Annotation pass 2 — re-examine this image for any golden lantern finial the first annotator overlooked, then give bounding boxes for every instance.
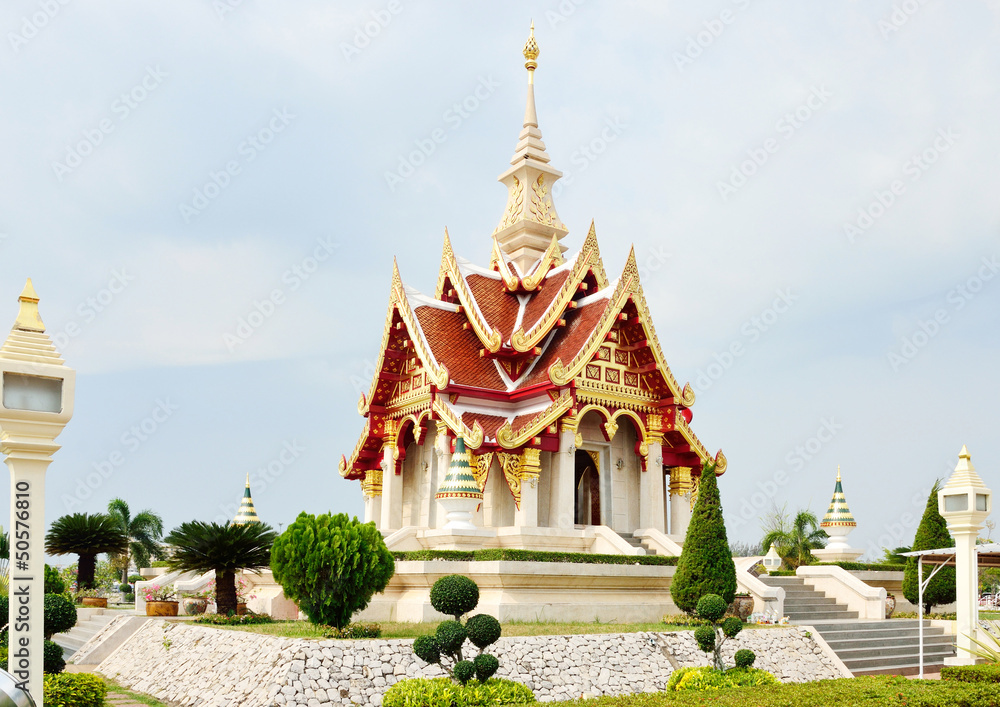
[523,21,539,76]
[14,278,45,332]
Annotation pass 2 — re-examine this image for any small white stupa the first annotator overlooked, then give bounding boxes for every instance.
[813,466,864,562]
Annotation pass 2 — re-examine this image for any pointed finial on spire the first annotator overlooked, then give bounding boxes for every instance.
[960,444,971,460]
[245,472,250,488]
[14,278,45,333]
[523,21,539,71]
[836,465,841,482]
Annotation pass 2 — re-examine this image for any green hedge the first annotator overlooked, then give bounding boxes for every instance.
[818,561,906,572]
[560,675,1000,706]
[194,613,274,626]
[384,677,534,707]
[392,549,679,566]
[942,664,1000,683]
[44,673,106,707]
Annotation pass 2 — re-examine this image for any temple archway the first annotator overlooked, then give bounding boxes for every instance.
[574,450,601,526]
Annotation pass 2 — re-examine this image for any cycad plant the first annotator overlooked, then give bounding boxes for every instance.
[45,513,128,589]
[107,498,165,583]
[164,521,276,616]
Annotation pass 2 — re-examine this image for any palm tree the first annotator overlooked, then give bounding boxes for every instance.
[107,498,165,583]
[164,521,276,616]
[761,509,828,569]
[45,513,128,589]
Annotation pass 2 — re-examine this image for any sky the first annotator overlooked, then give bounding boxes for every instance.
[1,1,998,563]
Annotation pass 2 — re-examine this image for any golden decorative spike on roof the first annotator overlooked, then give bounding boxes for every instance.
[233,473,261,525]
[523,21,539,69]
[15,278,45,332]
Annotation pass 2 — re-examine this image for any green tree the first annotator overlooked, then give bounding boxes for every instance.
[107,498,165,583]
[903,480,956,614]
[671,462,737,614]
[882,546,911,565]
[163,521,276,616]
[271,512,395,629]
[44,513,127,589]
[761,509,828,569]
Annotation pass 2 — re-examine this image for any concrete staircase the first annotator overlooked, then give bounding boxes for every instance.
[52,607,119,659]
[760,575,955,675]
[616,532,648,555]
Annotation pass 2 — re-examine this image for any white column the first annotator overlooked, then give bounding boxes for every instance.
[952,528,980,664]
[639,441,665,531]
[516,476,538,528]
[5,450,54,704]
[364,490,382,526]
[549,429,576,529]
[669,467,693,537]
[379,447,402,531]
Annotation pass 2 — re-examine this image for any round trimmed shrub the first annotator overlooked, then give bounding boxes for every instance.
[43,639,66,673]
[694,625,716,653]
[430,575,479,618]
[474,653,499,682]
[722,616,743,639]
[695,594,727,623]
[44,565,66,595]
[44,593,77,639]
[270,512,394,629]
[465,613,501,649]
[435,620,467,653]
[453,660,476,685]
[734,649,756,668]
[44,673,107,707]
[413,636,441,664]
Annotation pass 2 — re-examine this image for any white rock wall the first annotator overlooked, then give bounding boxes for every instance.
[96,621,842,707]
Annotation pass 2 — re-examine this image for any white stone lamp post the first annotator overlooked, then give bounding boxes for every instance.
[435,437,482,530]
[0,280,75,704]
[762,543,782,572]
[938,445,990,666]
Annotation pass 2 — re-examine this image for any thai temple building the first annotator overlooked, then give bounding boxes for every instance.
[338,26,725,555]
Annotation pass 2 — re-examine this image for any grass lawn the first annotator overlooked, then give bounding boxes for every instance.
[106,681,170,706]
[209,619,785,640]
[546,676,1000,706]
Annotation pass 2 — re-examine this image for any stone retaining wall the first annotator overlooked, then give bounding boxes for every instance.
[93,621,842,706]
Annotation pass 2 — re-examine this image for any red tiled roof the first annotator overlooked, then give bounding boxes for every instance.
[521,270,570,332]
[461,412,506,439]
[517,298,611,389]
[466,274,520,342]
[414,306,505,390]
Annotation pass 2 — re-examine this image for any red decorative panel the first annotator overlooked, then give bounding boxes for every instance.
[605,368,620,384]
[586,364,601,380]
[624,372,638,387]
[615,350,628,365]
[597,347,611,361]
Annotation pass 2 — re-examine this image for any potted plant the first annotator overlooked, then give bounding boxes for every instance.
[885,592,896,619]
[143,584,179,616]
[181,590,209,616]
[730,592,753,620]
[76,588,108,609]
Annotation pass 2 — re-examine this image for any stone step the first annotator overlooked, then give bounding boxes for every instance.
[836,643,956,664]
[840,646,956,671]
[783,597,839,607]
[823,631,954,648]
[787,610,859,620]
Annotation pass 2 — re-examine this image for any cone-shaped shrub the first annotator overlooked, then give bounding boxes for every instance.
[902,480,956,613]
[671,463,737,614]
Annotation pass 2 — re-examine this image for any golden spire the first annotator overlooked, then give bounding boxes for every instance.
[14,278,45,333]
[245,472,250,487]
[523,21,539,79]
[836,465,841,482]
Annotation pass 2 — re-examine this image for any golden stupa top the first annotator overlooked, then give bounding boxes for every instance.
[0,278,65,365]
[15,278,45,332]
[523,21,539,65]
[821,465,856,528]
[233,473,262,525]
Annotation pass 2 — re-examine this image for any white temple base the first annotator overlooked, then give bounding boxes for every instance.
[812,547,864,562]
[382,525,646,555]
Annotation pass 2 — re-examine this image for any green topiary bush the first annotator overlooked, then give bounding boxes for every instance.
[44,593,77,639]
[695,594,727,623]
[722,616,743,638]
[734,648,756,668]
[270,512,394,629]
[44,564,66,595]
[430,575,479,619]
[671,462,737,614]
[44,639,66,674]
[410,575,526,696]
[691,593,746,671]
[383,677,534,707]
[903,480,956,614]
[474,653,499,682]
[694,625,716,652]
[466,614,501,648]
[43,672,107,707]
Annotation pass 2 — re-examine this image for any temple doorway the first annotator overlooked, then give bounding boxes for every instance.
[574,450,601,526]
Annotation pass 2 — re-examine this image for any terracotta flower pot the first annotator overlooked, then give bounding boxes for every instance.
[885,594,896,619]
[146,600,179,617]
[731,595,753,620]
[182,597,208,615]
[237,603,247,616]
[81,597,107,608]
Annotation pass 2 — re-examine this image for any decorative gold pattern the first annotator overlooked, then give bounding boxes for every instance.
[495,389,574,449]
[529,175,562,228]
[493,176,524,235]
[603,419,618,441]
[520,234,564,291]
[434,230,503,353]
[432,398,485,450]
[361,467,384,498]
[584,450,600,472]
[520,448,541,486]
[509,222,608,353]
[498,452,523,509]
[472,452,494,491]
[680,382,696,407]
